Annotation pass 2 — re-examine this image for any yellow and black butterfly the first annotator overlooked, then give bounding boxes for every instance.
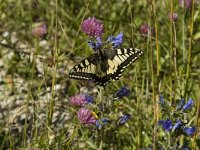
[69,48,143,87]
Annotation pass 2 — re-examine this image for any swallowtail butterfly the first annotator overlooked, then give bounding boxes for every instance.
[69,48,143,87]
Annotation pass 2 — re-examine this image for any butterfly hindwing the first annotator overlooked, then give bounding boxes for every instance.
[69,48,143,87]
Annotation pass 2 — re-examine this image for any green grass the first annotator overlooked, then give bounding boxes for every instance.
[0,0,200,149]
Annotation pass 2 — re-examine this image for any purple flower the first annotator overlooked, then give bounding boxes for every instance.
[140,24,149,35]
[32,22,47,38]
[70,93,93,107]
[111,32,123,48]
[77,108,97,126]
[81,17,103,37]
[182,98,194,111]
[183,126,196,137]
[159,119,173,132]
[140,24,155,37]
[96,118,109,129]
[179,0,192,9]
[168,12,178,21]
[118,114,131,125]
[114,86,130,99]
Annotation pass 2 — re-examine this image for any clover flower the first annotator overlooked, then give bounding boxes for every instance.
[77,108,97,126]
[159,119,173,132]
[140,24,155,37]
[70,93,93,107]
[114,86,130,99]
[81,17,103,37]
[140,24,149,35]
[168,12,178,21]
[179,0,192,9]
[32,22,47,38]
[117,114,131,125]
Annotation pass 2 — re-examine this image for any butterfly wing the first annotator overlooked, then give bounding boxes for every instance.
[69,48,143,87]
[69,53,99,81]
[105,48,143,81]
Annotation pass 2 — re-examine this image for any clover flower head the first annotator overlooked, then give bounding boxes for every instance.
[111,32,123,48]
[179,0,192,9]
[81,17,103,37]
[70,93,93,107]
[77,108,97,126]
[32,22,47,38]
[114,86,130,99]
[183,126,196,137]
[140,24,155,37]
[140,24,149,35]
[168,12,178,21]
[159,119,173,132]
[182,98,194,111]
[118,114,131,125]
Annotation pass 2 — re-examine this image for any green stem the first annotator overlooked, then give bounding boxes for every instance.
[184,0,194,99]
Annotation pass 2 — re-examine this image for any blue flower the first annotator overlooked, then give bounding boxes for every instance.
[172,119,183,131]
[96,118,109,129]
[118,114,131,125]
[88,41,96,49]
[183,126,196,137]
[96,37,103,48]
[182,98,194,111]
[176,98,185,110]
[85,95,93,103]
[106,35,114,42]
[159,119,173,132]
[88,37,103,50]
[114,86,130,99]
[159,95,165,107]
[111,32,123,48]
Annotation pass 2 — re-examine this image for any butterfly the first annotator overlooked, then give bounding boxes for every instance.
[69,48,143,87]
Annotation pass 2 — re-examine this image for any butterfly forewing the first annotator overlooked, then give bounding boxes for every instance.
[69,48,143,87]
[69,53,99,80]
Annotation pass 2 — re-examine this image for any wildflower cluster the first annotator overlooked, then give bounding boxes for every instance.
[81,17,123,52]
[69,17,133,129]
[158,95,197,149]
[70,85,131,127]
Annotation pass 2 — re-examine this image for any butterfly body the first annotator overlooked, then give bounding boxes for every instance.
[69,48,143,87]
